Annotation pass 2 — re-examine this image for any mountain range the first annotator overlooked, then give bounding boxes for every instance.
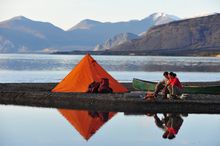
[109,13,220,56]
[94,32,140,51]
[0,13,179,53]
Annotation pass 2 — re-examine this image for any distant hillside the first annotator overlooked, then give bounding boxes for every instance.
[0,16,69,53]
[68,13,179,48]
[110,14,220,56]
[94,32,139,51]
[69,13,178,31]
[0,13,179,53]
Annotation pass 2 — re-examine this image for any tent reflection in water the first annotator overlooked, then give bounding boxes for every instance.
[59,109,115,140]
[52,54,128,140]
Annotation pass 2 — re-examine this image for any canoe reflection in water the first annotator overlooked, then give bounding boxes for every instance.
[148,113,187,140]
[59,109,116,140]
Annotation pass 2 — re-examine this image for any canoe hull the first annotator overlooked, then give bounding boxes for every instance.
[132,78,220,94]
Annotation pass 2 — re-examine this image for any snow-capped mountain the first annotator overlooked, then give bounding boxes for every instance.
[110,14,220,56]
[0,13,179,53]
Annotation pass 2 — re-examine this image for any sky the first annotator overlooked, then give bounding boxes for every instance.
[1,0,220,30]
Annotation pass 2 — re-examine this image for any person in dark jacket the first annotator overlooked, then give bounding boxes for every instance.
[98,78,113,93]
[86,81,100,93]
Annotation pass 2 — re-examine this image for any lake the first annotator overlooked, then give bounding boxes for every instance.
[0,54,220,146]
[1,105,220,146]
[0,54,220,83]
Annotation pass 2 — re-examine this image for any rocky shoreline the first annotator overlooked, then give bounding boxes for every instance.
[0,83,220,114]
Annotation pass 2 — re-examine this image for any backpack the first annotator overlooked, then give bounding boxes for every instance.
[87,81,100,93]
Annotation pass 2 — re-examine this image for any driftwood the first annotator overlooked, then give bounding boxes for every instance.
[0,83,220,114]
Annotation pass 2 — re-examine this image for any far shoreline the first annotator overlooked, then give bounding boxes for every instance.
[0,50,220,57]
[51,50,220,57]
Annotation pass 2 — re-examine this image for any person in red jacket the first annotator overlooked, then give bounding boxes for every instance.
[163,72,183,99]
[162,114,184,140]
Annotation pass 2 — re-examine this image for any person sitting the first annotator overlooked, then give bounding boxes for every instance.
[86,81,100,93]
[154,71,169,97]
[163,72,183,99]
[144,72,169,100]
[98,78,113,93]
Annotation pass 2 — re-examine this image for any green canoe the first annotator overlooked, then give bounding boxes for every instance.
[132,78,220,94]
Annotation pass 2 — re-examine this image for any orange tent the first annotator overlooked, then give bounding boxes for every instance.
[52,54,127,140]
[59,109,116,140]
[52,54,128,92]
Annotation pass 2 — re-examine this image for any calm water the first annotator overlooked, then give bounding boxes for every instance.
[0,54,220,82]
[0,54,220,146]
[0,105,220,146]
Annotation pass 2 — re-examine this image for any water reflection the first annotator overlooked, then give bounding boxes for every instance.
[59,108,188,141]
[125,112,187,140]
[151,113,187,140]
[1,105,220,145]
[58,109,116,140]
